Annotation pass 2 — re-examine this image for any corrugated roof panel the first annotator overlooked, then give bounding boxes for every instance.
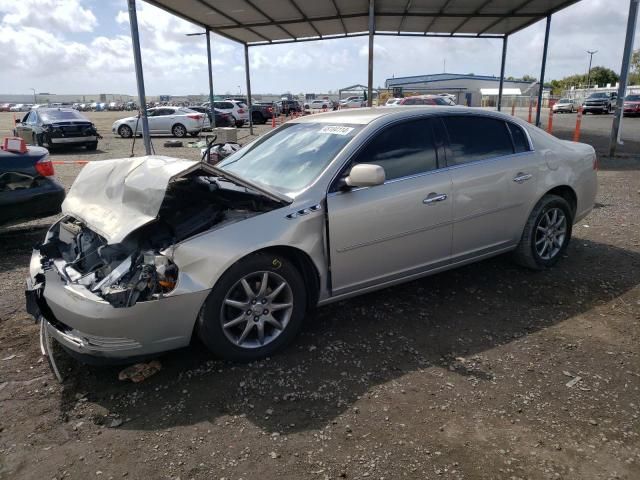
[313,19,349,37]
[375,15,403,31]
[145,0,581,44]
[342,15,369,33]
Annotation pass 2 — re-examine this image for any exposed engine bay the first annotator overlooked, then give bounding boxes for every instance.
[37,173,281,308]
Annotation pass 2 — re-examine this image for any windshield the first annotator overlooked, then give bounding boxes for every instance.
[218,122,363,195]
[558,98,571,103]
[40,110,86,122]
[588,93,608,99]
[625,94,640,101]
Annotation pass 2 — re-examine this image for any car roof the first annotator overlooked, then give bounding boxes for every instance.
[291,106,518,125]
[37,107,79,113]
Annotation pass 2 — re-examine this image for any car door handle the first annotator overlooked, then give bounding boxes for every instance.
[513,173,533,183]
[423,193,448,204]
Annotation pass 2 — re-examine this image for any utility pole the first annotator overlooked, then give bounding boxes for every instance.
[586,50,597,91]
[609,0,638,156]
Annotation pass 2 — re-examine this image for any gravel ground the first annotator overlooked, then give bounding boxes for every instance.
[0,110,639,480]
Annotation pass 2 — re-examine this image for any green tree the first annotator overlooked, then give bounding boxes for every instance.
[522,74,537,82]
[587,66,619,87]
[630,49,640,85]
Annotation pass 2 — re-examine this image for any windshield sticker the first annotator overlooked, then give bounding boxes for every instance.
[319,125,354,136]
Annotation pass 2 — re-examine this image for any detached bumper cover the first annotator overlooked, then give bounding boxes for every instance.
[26,255,210,361]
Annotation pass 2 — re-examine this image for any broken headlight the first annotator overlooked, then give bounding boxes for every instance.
[99,252,178,308]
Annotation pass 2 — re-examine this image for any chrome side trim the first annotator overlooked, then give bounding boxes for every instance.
[320,243,516,305]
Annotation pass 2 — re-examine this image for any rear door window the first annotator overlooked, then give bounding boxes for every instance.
[351,118,439,181]
[506,123,531,153]
[442,116,514,165]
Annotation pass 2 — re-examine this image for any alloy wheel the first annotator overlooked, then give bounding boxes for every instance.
[173,125,186,137]
[534,208,567,261]
[220,271,293,349]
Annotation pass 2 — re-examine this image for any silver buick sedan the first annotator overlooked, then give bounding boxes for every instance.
[26,107,598,364]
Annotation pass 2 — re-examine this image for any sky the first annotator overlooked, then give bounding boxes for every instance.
[0,0,638,96]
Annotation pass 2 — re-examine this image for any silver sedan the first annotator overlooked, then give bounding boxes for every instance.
[26,107,597,364]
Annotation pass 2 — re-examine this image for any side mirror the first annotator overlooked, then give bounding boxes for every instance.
[15,118,20,124]
[345,163,385,188]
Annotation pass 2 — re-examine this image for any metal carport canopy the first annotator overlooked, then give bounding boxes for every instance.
[144,0,580,43]
[130,0,585,154]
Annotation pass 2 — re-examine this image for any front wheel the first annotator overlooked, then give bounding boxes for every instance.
[197,253,307,361]
[513,194,573,270]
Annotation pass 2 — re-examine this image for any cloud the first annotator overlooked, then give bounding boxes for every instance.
[0,0,97,33]
[0,0,638,96]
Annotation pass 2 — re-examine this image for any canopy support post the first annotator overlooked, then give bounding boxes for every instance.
[497,36,508,112]
[535,15,551,127]
[367,0,374,107]
[126,0,151,155]
[609,0,638,156]
[206,29,216,129]
[244,44,254,135]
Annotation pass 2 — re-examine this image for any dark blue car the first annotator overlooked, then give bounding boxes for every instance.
[0,144,65,226]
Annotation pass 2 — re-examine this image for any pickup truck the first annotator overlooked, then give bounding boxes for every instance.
[582,92,617,114]
[250,103,277,124]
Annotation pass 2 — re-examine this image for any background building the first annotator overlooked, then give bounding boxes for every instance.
[385,73,540,107]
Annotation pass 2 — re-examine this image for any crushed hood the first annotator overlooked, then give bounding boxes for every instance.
[62,156,290,244]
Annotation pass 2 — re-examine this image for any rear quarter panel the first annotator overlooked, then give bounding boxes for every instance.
[525,125,597,223]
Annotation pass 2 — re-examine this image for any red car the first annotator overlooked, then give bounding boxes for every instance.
[623,94,640,116]
[397,95,455,106]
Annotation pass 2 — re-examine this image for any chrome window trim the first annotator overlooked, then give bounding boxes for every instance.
[327,150,536,198]
[325,115,442,194]
[326,112,536,197]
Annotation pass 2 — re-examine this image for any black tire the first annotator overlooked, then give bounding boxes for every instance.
[197,253,307,362]
[252,112,265,124]
[235,120,245,128]
[513,194,573,270]
[85,142,98,151]
[32,133,41,146]
[118,124,133,138]
[172,123,187,138]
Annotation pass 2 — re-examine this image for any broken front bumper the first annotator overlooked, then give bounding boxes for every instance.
[26,251,209,363]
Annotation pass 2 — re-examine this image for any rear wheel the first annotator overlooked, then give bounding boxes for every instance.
[514,194,573,270]
[118,124,133,138]
[235,119,245,128]
[197,253,307,361]
[172,123,187,138]
[252,112,265,124]
[86,142,98,151]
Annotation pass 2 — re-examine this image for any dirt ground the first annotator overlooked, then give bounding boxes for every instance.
[0,110,639,480]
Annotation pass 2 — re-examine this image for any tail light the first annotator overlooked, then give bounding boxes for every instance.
[237,108,245,113]
[187,114,203,120]
[35,156,55,176]
[267,107,272,113]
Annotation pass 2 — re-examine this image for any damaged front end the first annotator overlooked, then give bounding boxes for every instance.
[26,156,289,364]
